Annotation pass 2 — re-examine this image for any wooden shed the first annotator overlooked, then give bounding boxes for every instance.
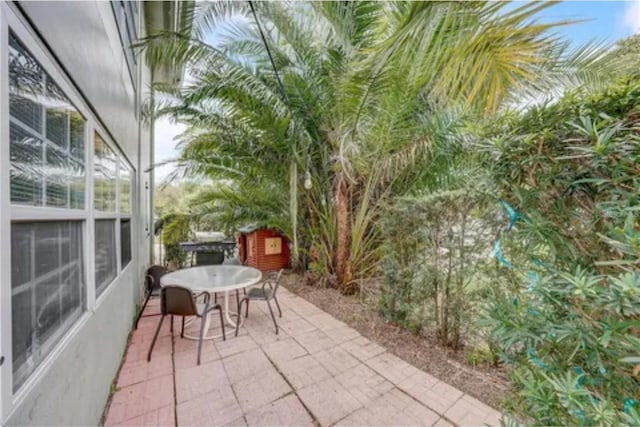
[237,226,290,272]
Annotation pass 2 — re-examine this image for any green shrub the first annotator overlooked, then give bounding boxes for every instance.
[380,189,503,349]
[481,79,640,425]
[484,264,640,425]
[162,213,192,268]
[481,78,640,269]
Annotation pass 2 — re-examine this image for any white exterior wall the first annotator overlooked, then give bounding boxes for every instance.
[0,1,154,424]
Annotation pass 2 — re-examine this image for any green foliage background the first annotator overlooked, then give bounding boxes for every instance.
[479,78,640,425]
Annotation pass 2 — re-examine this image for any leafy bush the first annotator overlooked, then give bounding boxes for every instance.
[481,79,640,424]
[482,79,640,269]
[380,189,503,349]
[485,265,640,425]
[161,213,192,269]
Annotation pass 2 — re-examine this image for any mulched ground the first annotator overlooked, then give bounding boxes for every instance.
[283,272,508,410]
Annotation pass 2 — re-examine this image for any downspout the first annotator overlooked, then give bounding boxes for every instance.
[149,81,155,264]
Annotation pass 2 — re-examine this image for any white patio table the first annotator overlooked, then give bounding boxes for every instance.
[160,265,262,340]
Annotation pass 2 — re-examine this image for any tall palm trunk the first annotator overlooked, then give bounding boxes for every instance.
[335,174,352,288]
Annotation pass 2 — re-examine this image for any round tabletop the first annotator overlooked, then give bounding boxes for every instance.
[160,265,262,293]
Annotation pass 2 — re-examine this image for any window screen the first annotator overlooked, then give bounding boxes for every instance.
[11,221,85,391]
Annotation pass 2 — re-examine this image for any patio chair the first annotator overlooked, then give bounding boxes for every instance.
[147,285,226,365]
[235,269,284,336]
[134,265,167,329]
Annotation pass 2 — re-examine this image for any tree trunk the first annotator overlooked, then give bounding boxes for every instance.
[289,161,299,270]
[442,242,454,347]
[335,174,352,289]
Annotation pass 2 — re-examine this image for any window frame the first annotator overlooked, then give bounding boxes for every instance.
[92,129,119,300]
[92,127,135,301]
[0,4,139,418]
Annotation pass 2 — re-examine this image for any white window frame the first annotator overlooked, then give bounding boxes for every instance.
[0,3,138,420]
[93,127,122,304]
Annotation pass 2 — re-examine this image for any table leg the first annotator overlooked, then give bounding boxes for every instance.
[181,291,226,341]
[223,291,246,330]
[181,290,244,341]
[224,290,238,328]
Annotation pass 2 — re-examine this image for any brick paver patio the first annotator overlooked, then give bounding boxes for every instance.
[104,287,502,426]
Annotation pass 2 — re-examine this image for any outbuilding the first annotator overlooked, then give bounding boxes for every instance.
[237,226,291,272]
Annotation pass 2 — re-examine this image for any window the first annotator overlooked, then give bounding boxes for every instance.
[8,32,86,209]
[8,32,88,393]
[11,222,85,392]
[94,138,133,291]
[93,133,120,295]
[94,219,117,296]
[6,26,137,398]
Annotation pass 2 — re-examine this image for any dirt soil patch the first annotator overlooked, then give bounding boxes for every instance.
[283,272,508,409]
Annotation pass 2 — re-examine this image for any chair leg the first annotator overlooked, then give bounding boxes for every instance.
[214,293,217,304]
[236,290,240,309]
[245,299,250,318]
[265,299,279,335]
[147,314,166,362]
[219,308,226,341]
[134,292,152,329]
[181,317,185,338]
[274,296,282,317]
[197,315,206,365]
[235,299,246,337]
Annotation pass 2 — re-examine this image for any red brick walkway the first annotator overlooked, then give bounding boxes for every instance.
[104,287,501,426]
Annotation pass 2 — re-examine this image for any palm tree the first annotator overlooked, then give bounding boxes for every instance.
[141,1,605,291]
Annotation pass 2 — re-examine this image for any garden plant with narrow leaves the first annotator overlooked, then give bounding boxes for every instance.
[481,79,640,426]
